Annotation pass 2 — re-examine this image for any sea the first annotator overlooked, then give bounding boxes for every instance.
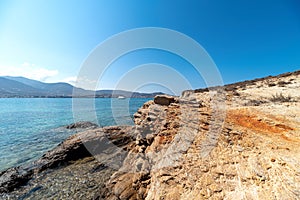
[0,98,151,172]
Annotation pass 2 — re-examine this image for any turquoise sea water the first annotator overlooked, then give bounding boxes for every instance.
[0,98,150,171]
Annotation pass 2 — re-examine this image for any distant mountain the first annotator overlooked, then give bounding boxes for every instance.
[0,77,45,97]
[95,90,164,98]
[3,76,87,96]
[4,76,49,89]
[0,76,163,98]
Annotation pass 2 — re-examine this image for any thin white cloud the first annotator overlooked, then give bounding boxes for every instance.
[0,62,58,81]
[73,76,98,90]
[59,76,98,90]
[60,76,77,85]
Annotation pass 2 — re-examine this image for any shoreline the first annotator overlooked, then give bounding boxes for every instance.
[1,70,300,199]
[0,96,156,99]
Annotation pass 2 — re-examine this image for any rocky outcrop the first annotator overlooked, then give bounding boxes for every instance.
[0,126,134,194]
[65,121,99,129]
[0,167,34,193]
[104,70,300,200]
[153,95,177,106]
[1,70,300,199]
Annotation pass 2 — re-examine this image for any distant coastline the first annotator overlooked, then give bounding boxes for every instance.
[0,76,164,98]
[0,96,158,98]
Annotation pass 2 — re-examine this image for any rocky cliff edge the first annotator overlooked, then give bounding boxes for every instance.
[1,70,300,199]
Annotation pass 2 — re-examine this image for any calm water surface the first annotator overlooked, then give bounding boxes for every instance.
[0,98,150,171]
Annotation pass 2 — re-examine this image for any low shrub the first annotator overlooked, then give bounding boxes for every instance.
[269,93,292,102]
[277,81,291,87]
[245,99,268,106]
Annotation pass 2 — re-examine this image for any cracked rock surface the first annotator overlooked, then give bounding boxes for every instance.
[1,70,300,199]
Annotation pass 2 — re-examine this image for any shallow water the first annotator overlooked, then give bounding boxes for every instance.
[0,157,115,199]
[0,98,150,171]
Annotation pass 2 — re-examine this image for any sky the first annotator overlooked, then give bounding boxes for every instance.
[0,0,299,94]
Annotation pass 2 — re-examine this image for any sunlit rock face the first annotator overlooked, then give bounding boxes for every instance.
[1,70,300,199]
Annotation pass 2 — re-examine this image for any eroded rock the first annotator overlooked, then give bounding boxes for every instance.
[2,70,300,199]
[154,95,176,106]
[0,126,134,194]
[65,121,99,129]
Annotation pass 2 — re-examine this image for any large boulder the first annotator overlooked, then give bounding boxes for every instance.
[0,126,134,193]
[154,95,176,106]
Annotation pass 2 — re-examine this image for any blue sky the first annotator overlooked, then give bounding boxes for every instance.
[0,0,299,94]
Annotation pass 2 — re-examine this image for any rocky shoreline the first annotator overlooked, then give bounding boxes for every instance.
[1,70,300,199]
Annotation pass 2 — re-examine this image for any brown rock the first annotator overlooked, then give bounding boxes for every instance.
[2,70,300,199]
[154,95,176,106]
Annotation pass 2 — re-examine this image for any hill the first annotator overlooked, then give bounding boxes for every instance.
[0,76,163,98]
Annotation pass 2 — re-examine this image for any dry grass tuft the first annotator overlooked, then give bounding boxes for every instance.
[269,93,292,102]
